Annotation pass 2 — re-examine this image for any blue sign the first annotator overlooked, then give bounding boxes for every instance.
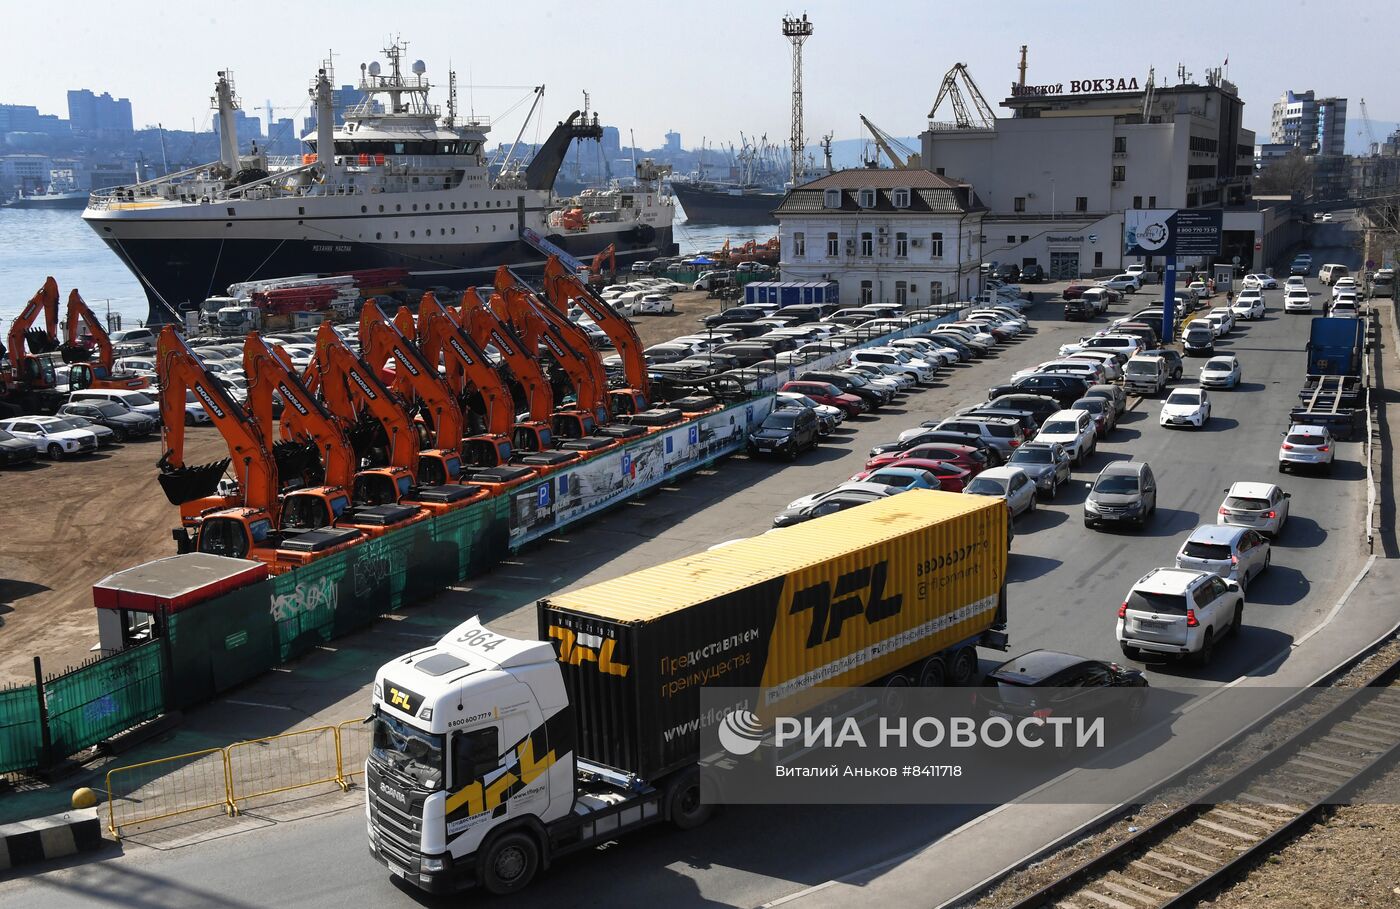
[558,474,569,496]
[537,483,551,508]
[665,435,674,453]
[688,425,699,445]
[621,452,632,477]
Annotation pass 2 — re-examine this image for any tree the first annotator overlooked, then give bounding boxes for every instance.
[1254,150,1314,198]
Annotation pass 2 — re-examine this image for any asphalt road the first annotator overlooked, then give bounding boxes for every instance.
[0,226,1373,908]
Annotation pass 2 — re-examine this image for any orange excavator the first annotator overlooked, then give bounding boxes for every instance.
[541,255,651,417]
[155,327,363,571]
[61,290,151,391]
[490,266,614,444]
[312,322,474,517]
[3,277,61,397]
[457,290,579,471]
[587,243,616,286]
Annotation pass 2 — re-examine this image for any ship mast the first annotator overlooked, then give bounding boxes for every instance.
[781,13,813,187]
[213,72,241,174]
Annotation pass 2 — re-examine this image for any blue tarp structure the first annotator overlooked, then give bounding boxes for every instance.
[685,255,717,266]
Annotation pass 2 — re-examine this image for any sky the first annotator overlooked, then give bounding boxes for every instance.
[5,0,1398,153]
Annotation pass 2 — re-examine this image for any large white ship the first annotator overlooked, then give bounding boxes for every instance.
[84,43,675,324]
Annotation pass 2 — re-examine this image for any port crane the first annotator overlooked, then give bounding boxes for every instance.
[928,63,998,130]
[859,115,921,169]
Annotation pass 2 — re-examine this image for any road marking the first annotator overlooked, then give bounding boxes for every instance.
[226,699,292,711]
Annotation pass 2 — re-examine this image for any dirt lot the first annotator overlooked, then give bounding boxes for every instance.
[0,429,229,683]
[626,288,732,348]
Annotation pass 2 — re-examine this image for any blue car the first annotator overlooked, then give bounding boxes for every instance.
[858,466,943,492]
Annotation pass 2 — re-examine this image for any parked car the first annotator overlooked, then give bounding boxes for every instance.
[986,394,1062,425]
[1218,481,1291,536]
[1278,423,1334,474]
[780,380,867,417]
[1242,273,1278,290]
[1063,297,1097,321]
[951,407,1039,438]
[1079,288,1115,315]
[1283,287,1313,313]
[1198,355,1241,389]
[0,429,40,466]
[1019,264,1046,283]
[857,466,944,493]
[1066,350,1125,383]
[0,416,100,460]
[1007,441,1073,498]
[1062,283,1092,300]
[850,458,972,493]
[1117,567,1244,665]
[988,374,1090,409]
[53,414,116,447]
[67,388,161,418]
[1068,396,1116,435]
[975,650,1149,724]
[775,392,842,435]
[1058,334,1142,359]
[1290,255,1312,276]
[1034,409,1096,464]
[1159,387,1212,430]
[1081,383,1128,418]
[1137,348,1184,380]
[800,371,893,409]
[1181,322,1216,356]
[747,408,820,460]
[1099,274,1141,293]
[634,294,675,315]
[701,305,766,328]
[1230,290,1266,321]
[772,483,897,527]
[1085,460,1158,529]
[849,349,937,385]
[56,400,158,441]
[930,417,1026,460]
[107,327,157,354]
[1176,524,1271,590]
[864,442,988,475]
[965,466,1037,518]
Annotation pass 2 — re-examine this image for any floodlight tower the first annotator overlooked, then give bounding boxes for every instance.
[782,13,814,187]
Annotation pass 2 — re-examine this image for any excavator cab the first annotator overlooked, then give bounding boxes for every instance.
[193,510,274,559]
[609,389,650,417]
[416,451,463,487]
[552,411,597,440]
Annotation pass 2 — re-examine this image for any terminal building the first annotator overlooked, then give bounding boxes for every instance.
[918,70,1297,279]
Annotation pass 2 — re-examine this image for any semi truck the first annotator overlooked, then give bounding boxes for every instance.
[365,490,1009,894]
[1295,316,1366,439]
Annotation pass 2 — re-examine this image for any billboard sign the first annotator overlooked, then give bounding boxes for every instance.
[1124,209,1223,258]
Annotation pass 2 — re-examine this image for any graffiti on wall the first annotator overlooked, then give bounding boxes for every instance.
[270,575,338,622]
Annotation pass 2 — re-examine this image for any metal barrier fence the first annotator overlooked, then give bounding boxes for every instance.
[105,724,369,839]
[0,683,43,775]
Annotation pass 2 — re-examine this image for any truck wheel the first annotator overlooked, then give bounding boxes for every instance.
[479,831,540,895]
[917,657,946,687]
[666,768,714,831]
[948,648,978,686]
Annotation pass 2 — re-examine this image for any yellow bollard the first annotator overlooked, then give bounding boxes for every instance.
[71,787,99,809]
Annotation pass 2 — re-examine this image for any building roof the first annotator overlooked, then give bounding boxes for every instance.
[774,168,985,216]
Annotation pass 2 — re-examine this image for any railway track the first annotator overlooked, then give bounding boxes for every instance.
[1003,653,1400,909]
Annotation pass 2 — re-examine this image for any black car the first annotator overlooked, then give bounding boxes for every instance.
[996,263,1022,283]
[56,401,158,442]
[747,408,819,461]
[0,429,39,466]
[702,306,768,328]
[773,489,890,527]
[988,374,1090,408]
[951,407,1040,437]
[1020,264,1046,283]
[800,371,892,409]
[974,650,1149,724]
[869,430,1002,466]
[1063,298,1096,321]
[985,394,1062,425]
[1139,348,1184,380]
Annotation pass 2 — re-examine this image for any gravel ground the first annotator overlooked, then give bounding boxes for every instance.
[967,635,1400,909]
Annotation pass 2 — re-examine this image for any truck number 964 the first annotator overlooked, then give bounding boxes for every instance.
[789,561,903,649]
[455,628,505,651]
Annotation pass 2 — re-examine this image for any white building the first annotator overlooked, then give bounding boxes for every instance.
[919,71,1277,277]
[774,170,986,307]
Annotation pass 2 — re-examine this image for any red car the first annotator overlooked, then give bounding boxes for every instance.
[779,380,868,417]
[851,458,972,493]
[1062,283,1090,300]
[863,443,987,476]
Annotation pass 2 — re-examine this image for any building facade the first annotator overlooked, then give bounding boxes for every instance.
[919,72,1264,276]
[774,170,985,307]
[1269,91,1347,156]
[66,89,133,137]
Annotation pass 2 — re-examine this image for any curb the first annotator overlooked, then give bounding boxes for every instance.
[0,808,103,872]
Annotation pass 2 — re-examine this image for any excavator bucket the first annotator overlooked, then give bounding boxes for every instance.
[157,452,230,505]
[24,328,59,355]
[60,342,93,364]
[272,439,317,486]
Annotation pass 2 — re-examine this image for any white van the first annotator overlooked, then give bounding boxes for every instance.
[1319,264,1350,285]
[69,388,161,417]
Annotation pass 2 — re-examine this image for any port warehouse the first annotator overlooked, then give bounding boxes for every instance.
[0,311,961,776]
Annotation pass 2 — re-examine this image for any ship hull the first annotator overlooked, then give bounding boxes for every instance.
[6,194,90,210]
[672,184,781,225]
[96,224,674,324]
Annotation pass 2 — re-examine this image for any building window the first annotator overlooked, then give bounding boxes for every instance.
[1188,164,1217,180]
[1020,235,1029,244]
[860,232,873,257]
[894,281,908,307]
[1007,235,1017,244]
[1113,136,1127,154]
[1013,196,1026,212]
[1149,195,1157,207]
[1075,196,1088,212]
[793,231,806,257]
[824,188,841,208]
[1112,166,1126,182]
[935,167,945,175]
[930,281,943,305]
[859,281,874,305]
[826,231,839,257]
[858,188,876,208]
[892,188,911,208]
[1094,251,1103,268]
[930,232,944,257]
[1133,196,1143,209]
[1189,135,1218,154]
[895,232,908,257]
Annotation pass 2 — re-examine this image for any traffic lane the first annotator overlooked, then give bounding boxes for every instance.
[998,280,1365,684]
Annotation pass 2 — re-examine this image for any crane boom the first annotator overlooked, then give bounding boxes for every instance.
[928,63,997,129]
[541,255,649,409]
[313,322,421,477]
[858,114,920,169]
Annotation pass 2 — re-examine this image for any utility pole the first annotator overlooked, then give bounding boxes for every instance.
[782,13,814,187]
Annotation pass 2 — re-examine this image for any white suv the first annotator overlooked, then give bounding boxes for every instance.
[1278,424,1334,474]
[849,349,937,384]
[0,416,100,460]
[1034,409,1097,464]
[1117,567,1244,665]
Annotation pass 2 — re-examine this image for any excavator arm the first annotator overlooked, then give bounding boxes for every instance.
[459,289,554,422]
[244,333,358,489]
[417,293,515,437]
[542,255,650,407]
[6,277,61,386]
[492,266,609,427]
[359,301,465,452]
[61,290,114,371]
[313,322,420,476]
[155,326,278,514]
[588,243,616,285]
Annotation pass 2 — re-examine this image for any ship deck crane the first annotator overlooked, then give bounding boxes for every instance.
[541,255,651,416]
[62,290,150,391]
[928,63,998,130]
[859,115,921,169]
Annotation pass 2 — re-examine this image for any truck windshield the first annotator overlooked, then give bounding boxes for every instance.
[371,710,444,787]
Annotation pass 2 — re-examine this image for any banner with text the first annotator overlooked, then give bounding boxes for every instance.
[1124,208,1223,258]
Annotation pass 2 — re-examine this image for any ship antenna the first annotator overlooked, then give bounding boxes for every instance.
[447,67,457,128]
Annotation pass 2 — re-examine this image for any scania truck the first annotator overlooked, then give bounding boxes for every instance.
[365,489,1009,894]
